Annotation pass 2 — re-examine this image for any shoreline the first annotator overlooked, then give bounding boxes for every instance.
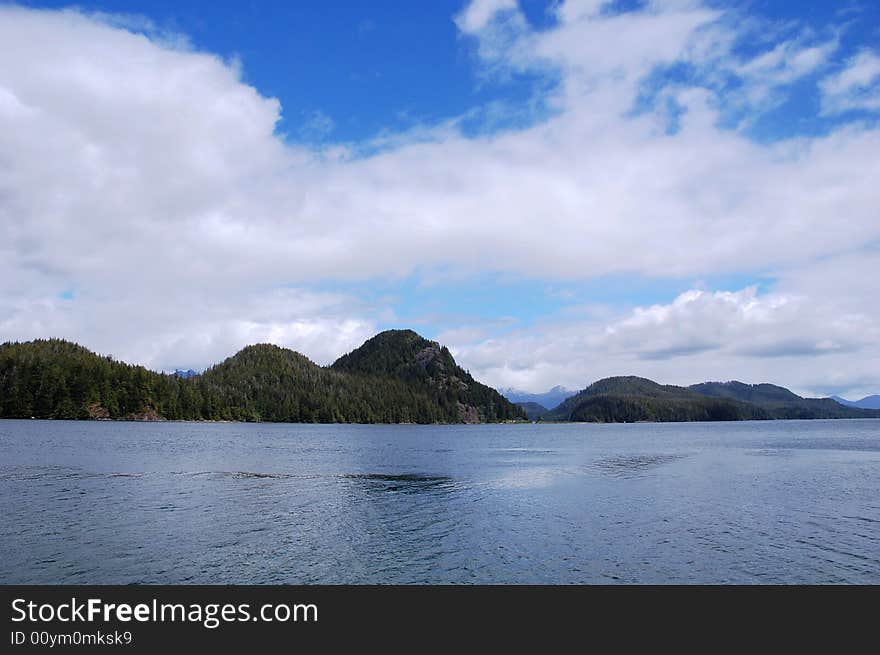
[2,416,877,426]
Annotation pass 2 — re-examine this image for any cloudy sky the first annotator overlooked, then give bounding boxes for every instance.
[1,0,879,398]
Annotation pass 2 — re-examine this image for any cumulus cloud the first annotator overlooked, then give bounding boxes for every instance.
[0,283,379,371]
[1,2,878,394]
[0,7,365,369]
[449,263,880,398]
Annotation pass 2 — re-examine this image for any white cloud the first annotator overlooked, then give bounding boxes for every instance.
[734,37,837,111]
[298,110,336,141]
[454,0,519,34]
[820,49,880,114]
[737,39,834,85]
[1,3,878,394]
[449,259,880,399]
[0,283,378,371]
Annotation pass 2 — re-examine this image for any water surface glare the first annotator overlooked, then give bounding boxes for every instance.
[1,419,878,584]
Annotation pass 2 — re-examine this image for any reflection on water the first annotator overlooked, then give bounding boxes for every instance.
[1,419,879,584]
[588,454,688,478]
[746,449,793,458]
[342,473,451,482]
[342,473,455,493]
[492,466,571,489]
[229,471,297,480]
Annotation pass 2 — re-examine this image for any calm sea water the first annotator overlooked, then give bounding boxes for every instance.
[1,419,878,584]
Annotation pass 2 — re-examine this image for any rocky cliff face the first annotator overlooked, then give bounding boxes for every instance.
[456,402,481,424]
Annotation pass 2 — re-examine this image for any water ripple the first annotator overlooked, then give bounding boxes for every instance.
[1,419,879,584]
[587,453,688,478]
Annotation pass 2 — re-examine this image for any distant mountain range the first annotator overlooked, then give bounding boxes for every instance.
[543,377,880,422]
[499,385,575,412]
[829,395,880,410]
[172,369,198,379]
[0,331,524,424]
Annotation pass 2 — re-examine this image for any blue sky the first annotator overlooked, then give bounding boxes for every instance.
[20,0,560,142]
[2,0,879,397]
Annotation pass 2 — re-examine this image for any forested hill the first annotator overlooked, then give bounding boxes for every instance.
[330,330,521,423]
[687,381,866,418]
[4,340,873,424]
[516,402,551,420]
[544,376,880,423]
[0,333,525,424]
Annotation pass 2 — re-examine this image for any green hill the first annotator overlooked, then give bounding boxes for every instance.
[688,381,868,419]
[330,329,523,423]
[4,340,873,425]
[544,376,880,423]
[0,338,181,421]
[0,332,525,424]
[516,401,550,420]
[544,377,762,422]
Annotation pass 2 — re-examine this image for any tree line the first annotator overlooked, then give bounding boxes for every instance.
[0,338,524,423]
